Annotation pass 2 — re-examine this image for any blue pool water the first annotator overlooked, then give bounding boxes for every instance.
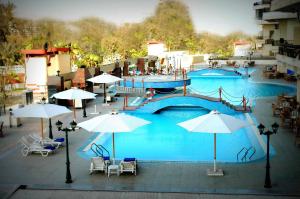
[82,107,267,162]
[80,69,294,162]
[188,69,296,104]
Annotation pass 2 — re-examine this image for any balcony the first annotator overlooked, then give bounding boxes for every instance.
[253,1,271,10]
[256,19,279,25]
[263,11,297,21]
[271,0,300,12]
[265,39,281,46]
[279,44,300,58]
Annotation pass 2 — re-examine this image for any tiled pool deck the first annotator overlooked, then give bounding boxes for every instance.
[0,66,300,199]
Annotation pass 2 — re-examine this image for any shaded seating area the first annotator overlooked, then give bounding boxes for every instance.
[89,157,110,174]
[19,136,57,157]
[119,158,137,176]
[272,95,298,127]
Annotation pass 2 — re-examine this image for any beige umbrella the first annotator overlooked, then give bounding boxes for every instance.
[77,111,150,164]
[12,103,72,138]
[177,110,248,176]
[51,88,96,120]
[87,73,122,103]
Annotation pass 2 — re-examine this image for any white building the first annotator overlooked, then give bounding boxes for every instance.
[147,40,166,56]
[233,41,252,56]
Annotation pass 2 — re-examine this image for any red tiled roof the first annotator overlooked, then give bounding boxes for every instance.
[21,47,70,56]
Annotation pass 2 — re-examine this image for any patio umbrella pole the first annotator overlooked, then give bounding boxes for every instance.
[49,118,53,139]
[112,132,115,165]
[103,83,106,103]
[41,118,44,139]
[73,100,76,120]
[214,133,216,172]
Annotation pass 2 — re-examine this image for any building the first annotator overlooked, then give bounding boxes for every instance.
[147,40,166,57]
[21,47,71,101]
[233,41,252,57]
[253,0,280,57]
[254,0,300,101]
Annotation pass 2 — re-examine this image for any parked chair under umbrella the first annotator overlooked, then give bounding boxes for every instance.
[87,73,123,103]
[51,88,96,120]
[12,103,72,139]
[177,110,249,176]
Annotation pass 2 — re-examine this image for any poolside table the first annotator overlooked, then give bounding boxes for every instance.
[108,165,119,177]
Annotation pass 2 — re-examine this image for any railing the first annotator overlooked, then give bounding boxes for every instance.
[90,143,110,158]
[253,0,271,6]
[278,44,300,59]
[237,146,256,162]
[124,87,251,113]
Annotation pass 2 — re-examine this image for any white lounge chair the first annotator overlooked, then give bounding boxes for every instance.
[29,134,61,148]
[19,136,56,157]
[119,158,137,175]
[89,157,110,174]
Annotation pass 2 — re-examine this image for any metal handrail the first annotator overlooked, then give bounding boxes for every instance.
[241,146,256,162]
[248,147,256,160]
[237,147,246,161]
[90,143,110,158]
[91,143,103,157]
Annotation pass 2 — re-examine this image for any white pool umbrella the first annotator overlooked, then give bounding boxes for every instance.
[87,73,122,103]
[78,111,150,164]
[12,103,72,138]
[51,88,96,119]
[177,110,248,176]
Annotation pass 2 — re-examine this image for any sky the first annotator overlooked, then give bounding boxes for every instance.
[8,0,260,36]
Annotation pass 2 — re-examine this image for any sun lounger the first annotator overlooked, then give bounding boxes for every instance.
[89,157,110,174]
[119,158,137,175]
[19,136,56,157]
[29,134,61,148]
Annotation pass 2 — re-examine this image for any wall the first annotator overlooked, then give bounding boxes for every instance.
[48,54,71,76]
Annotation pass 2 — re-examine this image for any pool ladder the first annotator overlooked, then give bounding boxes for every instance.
[237,146,256,162]
[91,143,110,158]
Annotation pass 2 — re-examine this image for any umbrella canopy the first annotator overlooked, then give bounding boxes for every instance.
[177,110,248,176]
[78,111,150,164]
[87,73,122,103]
[12,103,72,138]
[87,73,123,84]
[51,88,96,119]
[51,88,96,100]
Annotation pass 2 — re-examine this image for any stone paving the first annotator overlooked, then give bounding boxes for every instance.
[0,66,300,199]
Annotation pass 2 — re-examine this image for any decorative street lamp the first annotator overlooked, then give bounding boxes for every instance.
[56,120,77,183]
[9,108,12,128]
[257,122,279,188]
[248,51,254,62]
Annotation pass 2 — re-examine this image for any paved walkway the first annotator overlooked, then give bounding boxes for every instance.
[0,66,300,199]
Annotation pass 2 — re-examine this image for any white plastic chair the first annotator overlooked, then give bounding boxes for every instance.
[89,157,110,174]
[119,159,137,175]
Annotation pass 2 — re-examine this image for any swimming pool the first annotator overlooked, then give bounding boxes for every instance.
[188,69,296,104]
[80,69,295,162]
[81,107,270,162]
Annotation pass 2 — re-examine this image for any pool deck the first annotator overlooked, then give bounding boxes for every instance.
[1,66,300,199]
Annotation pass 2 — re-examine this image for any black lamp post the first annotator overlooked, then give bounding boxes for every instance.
[249,51,253,62]
[9,108,12,128]
[257,122,279,188]
[56,120,77,183]
[57,70,60,76]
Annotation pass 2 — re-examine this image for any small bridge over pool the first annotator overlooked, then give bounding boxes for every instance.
[124,94,251,114]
